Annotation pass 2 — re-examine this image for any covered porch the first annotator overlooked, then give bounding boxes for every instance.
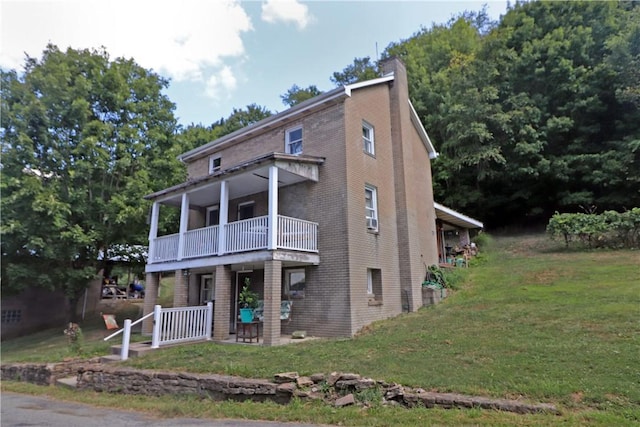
[434,202,484,264]
[142,153,322,346]
[145,152,324,269]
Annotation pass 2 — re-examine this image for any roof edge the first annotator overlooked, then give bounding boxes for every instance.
[434,202,484,229]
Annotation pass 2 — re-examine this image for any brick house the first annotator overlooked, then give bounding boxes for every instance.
[141,58,443,345]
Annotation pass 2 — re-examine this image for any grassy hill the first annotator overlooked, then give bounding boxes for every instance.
[3,234,639,426]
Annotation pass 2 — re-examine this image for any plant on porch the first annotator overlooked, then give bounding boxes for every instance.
[238,278,259,323]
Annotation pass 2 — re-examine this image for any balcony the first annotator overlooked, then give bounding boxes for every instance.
[150,215,318,264]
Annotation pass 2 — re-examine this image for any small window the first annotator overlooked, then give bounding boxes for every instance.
[363,121,375,155]
[285,268,306,298]
[1,309,22,323]
[365,185,378,231]
[367,269,382,302]
[209,156,221,174]
[238,202,255,220]
[286,126,303,155]
[206,205,219,226]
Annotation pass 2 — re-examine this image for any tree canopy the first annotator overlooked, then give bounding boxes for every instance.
[382,1,640,227]
[1,44,179,318]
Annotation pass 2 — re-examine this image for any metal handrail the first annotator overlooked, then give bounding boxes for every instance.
[103,310,154,341]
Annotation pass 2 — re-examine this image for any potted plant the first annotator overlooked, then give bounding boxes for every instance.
[238,277,259,323]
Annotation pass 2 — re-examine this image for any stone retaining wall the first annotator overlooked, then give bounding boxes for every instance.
[2,363,559,415]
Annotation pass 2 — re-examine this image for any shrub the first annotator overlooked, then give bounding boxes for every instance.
[547,209,640,249]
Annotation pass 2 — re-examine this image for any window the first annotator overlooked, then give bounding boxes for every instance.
[237,202,255,220]
[363,121,375,155]
[285,268,306,298]
[206,205,219,226]
[286,126,303,155]
[209,155,221,174]
[365,185,378,231]
[200,275,215,304]
[367,269,382,302]
[1,309,21,323]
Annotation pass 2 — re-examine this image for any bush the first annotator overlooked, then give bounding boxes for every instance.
[547,208,640,249]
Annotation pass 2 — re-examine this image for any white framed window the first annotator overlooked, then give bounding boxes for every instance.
[200,275,215,304]
[365,185,378,231]
[285,126,303,155]
[209,155,221,174]
[363,121,375,155]
[206,205,219,226]
[367,269,373,295]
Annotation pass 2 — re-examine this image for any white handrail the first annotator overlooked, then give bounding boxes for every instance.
[103,310,154,341]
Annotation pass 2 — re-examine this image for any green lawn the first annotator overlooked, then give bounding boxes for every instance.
[3,234,639,426]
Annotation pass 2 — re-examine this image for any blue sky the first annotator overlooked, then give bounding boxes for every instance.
[1,1,508,127]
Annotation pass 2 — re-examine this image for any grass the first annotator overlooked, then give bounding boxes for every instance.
[3,233,639,425]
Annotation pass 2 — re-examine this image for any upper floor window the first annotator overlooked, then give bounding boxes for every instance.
[363,121,375,155]
[209,155,221,174]
[286,126,303,155]
[365,185,378,231]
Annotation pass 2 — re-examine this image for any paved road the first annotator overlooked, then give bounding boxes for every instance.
[1,392,330,427]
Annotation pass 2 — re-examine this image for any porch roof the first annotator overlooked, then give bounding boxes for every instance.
[144,152,325,206]
[435,202,484,230]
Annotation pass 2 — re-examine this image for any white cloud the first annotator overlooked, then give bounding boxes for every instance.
[0,0,253,84]
[261,0,312,30]
[205,65,237,99]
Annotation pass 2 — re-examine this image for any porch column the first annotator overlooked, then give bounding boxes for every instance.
[148,202,159,264]
[218,180,229,255]
[177,193,190,261]
[213,265,232,341]
[267,165,279,250]
[141,272,159,334]
[263,260,282,346]
[174,269,189,307]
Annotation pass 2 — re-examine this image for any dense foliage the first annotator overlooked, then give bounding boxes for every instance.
[382,1,640,227]
[547,208,640,249]
[0,45,179,318]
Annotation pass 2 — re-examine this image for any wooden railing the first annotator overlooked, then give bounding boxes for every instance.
[278,215,318,252]
[150,215,317,263]
[152,303,213,348]
[225,215,269,253]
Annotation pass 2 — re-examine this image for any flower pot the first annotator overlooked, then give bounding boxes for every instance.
[239,308,254,323]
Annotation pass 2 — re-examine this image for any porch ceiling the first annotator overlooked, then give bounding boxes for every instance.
[151,154,323,208]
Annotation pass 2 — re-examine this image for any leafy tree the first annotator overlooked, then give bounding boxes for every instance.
[1,44,179,320]
[280,84,322,107]
[330,56,381,86]
[210,103,272,137]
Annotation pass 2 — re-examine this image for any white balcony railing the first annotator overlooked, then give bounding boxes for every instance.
[225,215,269,253]
[183,225,219,259]
[150,215,317,263]
[278,215,318,252]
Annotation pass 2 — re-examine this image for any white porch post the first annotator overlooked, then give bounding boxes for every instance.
[177,193,189,261]
[148,202,159,264]
[268,165,279,250]
[218,180,229,255]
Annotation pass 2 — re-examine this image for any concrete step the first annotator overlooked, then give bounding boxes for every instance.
[100,354,123,363]
[56,376,77,389]
[109,341,155,358]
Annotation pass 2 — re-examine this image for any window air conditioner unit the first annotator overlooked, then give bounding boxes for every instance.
[367,218,378,230]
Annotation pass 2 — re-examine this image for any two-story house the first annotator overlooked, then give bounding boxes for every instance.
[141,58,442,346]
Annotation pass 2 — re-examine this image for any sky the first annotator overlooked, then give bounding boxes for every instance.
[1,0,508,127]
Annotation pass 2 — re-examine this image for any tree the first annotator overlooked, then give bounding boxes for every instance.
[280,84,322,107]
[1,44,179,320]
[330,56,381,86]
[210,103,272,137]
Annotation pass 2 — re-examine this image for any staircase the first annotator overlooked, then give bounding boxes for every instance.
[100,341,155,363]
